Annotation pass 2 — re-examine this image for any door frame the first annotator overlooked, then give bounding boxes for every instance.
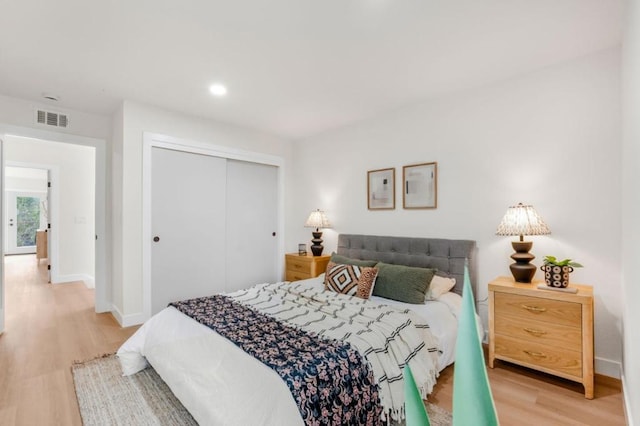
[0,137,3,333]
[142,132,285,321]
[0,124,108,325]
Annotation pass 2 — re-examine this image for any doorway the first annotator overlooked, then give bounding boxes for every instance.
[4,167,48,255]
[3,137,95,284]
[0,129,105,335]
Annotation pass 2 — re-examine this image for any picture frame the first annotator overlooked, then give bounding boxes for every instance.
[403,162,437,209]
[298,244,307,256]
[367,168,395,210]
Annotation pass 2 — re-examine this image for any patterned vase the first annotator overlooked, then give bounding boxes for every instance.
[540,264,574,288]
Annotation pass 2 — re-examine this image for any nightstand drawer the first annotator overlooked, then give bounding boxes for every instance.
[495,334,582,378]
[494,315,582,352]
[495,292,581,327]
[286,270,312,281]
[285,253,330,282]
[287,256,311,272]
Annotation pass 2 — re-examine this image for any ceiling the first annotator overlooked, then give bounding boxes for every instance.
[0,1,623,140]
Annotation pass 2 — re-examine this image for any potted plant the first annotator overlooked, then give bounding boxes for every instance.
[540,256,583,288]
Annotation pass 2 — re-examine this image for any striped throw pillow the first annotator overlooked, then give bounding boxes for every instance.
[324,262,378,299]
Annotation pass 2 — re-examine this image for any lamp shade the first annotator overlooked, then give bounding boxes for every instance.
[496,202,550,283]
[495,203,550,238]
[304,209,331,230]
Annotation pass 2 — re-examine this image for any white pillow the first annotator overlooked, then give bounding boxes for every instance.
[425,275,456,300]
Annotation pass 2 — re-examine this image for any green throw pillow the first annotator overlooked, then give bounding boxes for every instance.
[330,253,378,268]
[373,262,435,304]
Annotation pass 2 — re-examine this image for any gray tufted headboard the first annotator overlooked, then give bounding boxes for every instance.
[337,234,477,298]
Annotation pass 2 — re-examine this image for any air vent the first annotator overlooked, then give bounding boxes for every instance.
[35,109,69,128]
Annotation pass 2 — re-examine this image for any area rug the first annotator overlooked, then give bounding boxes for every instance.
[72,354,452,425]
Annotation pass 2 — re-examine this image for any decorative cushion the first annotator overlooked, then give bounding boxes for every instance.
[425,275,456,300]
[372,263,435,304]
[330,253,378,268]
[324,262,379,299]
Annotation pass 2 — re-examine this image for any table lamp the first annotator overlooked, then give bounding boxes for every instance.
[304,209,331,256]
[496,202,551,283]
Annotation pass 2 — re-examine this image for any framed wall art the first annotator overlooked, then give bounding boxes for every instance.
[403,162,437,209]
[367,168,395,210]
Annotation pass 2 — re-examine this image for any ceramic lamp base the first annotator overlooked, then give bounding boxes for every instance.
[509,240,536,283]
[310,231,324,256]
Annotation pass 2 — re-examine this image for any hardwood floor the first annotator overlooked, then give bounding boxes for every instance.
[0,254,628,425]
[0,255,139,425]
[431,357,626,425]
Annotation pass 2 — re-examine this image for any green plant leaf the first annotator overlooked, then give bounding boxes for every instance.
[542,256,583,268]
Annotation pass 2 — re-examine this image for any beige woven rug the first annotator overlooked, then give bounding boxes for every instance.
[72,354,452,425]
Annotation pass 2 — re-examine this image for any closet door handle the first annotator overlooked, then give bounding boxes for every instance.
[153,236,160,242]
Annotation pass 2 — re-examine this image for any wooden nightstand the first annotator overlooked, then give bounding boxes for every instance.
[285,253,330,282]
[488,276,594,399]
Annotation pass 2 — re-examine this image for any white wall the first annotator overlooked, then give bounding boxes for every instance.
[4,174,47,192]
[290,48,622,377]
[4,136,96,282]
[0,94,111,140]
[112,100,293,324]
[622,0,639,423]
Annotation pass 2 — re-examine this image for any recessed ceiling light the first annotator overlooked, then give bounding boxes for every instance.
[209,84,227,97]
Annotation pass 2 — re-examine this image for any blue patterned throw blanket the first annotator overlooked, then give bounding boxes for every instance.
[170,294,382,425]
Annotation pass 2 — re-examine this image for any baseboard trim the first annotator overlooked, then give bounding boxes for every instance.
[83,275,95,289]
[595,373,622,388]
[111,304,146,327]
[53,274,95,288]
[622,368,635,426]
[595,356,622,379]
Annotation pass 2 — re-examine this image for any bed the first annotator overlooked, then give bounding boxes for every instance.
[117,234,477,425]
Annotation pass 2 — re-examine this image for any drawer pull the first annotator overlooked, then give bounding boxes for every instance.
[523,328,547,337]
[521,304,547,313]
[523,350,547,358]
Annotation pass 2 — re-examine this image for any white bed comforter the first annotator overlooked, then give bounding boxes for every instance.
[117,277,473,425]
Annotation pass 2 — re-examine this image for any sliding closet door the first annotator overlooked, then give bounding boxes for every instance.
[151,147,227,315]
[225,159,278,291]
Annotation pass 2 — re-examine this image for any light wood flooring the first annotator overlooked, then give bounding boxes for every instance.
[430,355,626,425]
[0,255,139,425]
[0,254,628,425]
